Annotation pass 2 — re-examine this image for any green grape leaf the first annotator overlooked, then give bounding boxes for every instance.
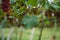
[21,15,39,28]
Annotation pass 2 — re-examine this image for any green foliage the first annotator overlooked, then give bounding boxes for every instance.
[27,0,38,7]
[0,10,4,18]
[10,0,16,3]
[44,18,50,26]
[44,1,50,10]
[22,14,39,28]
[0,0,60,28]
[0,10,6,22]
[49,2,60,10]
[0,18,7,29]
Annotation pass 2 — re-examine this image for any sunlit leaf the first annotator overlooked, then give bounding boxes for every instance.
[27,0,38,7]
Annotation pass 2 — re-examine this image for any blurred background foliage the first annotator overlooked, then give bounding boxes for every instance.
[0,0,60,28]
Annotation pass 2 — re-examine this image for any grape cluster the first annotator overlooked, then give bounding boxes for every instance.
[45,9,52,18]
[54,11,60,18]
[1,0,10,12]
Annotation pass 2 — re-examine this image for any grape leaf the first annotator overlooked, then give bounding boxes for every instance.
[21,15,39,28]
